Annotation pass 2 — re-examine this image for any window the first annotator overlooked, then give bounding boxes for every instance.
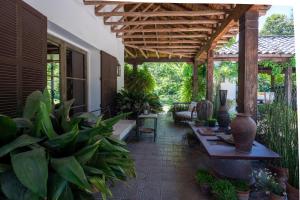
[47,36,87,114]
[47,42,61,105]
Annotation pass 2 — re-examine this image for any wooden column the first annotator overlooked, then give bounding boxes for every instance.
[284,67,292,105]
[237,10,259,119]
[206,48,214,102]
[132,63,138,72]
[192,59,199,100]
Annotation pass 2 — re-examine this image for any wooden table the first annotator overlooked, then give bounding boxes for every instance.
[137,113,158,142]
[188,122,280,179]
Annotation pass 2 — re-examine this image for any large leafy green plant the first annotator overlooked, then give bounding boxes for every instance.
[0,89,135,200]
[116,89,162,118]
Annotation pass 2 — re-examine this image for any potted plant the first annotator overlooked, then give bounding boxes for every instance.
[252,168,286,200]
[211,179,237,200]
[186,132,199,147]
[208,118,217,127]
[195,169,215,194]
[231,180,250,200]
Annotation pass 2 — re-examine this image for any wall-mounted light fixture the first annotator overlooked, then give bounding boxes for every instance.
[117,62,121,77]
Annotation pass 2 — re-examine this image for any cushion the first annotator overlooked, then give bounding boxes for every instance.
[176,111,197,119]
[188,101,197,112]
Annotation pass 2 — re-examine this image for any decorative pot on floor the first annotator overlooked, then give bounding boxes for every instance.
[230,113,256,153]
[268,165,289,187]
[269,192,285,200]
[217,90,230,129]
[237,190,250,200]
[196,100,213,121]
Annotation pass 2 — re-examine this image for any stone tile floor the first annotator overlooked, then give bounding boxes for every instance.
[106,113,211,200]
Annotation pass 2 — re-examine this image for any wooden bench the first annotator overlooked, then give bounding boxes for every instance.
[112,120,136,141]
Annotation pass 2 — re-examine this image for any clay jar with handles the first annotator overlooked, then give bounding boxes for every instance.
[230,113,257,153]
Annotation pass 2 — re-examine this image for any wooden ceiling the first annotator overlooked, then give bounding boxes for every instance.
[83,1,270,61]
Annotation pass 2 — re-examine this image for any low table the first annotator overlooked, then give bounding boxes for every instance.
[188,122,280,179]
[137,113,158,142]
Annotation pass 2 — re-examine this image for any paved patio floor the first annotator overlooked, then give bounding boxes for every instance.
[106,113,210,200]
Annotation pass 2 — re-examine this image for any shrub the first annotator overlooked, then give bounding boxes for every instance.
[211,180,237,200]
[257,92,298,188]
[0,89,135,200]
[231,180,249,192]
[116,89,162,118]
[195,169,215,185]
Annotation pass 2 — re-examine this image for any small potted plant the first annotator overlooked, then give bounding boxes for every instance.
[208,118,217,127]
[195,169,215,194]
[211,179,237,200]
[231,180,250,200]
[252,168,286,200]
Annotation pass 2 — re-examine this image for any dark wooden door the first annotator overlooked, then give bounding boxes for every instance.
[101,51,118,118]
[0,0,47,117]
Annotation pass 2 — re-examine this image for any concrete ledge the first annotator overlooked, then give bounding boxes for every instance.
[112,120,136,140]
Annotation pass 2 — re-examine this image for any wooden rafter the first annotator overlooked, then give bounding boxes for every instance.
[124,40,203,44]
[105,19,219,26]
[115,27,212,34]
[195,4,252,59]
[125,47,135,58]
[84,1,135,5]
[96,10,226,17]
[119,34,207,39]
[135,46,200,49]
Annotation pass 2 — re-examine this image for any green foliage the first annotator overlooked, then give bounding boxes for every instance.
[0,89,136,200]
[116,89,162,118]
[230,180,249,192]
[180,64,206,102]
[260,14,294,36]
[208,118,217,127]
[124,64,155,94]
[214,62,237,83]
[257,92,298,188]
[195,169,215,185]
[211,179,237,200]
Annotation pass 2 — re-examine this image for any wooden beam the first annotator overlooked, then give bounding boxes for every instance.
[95,4,105,12]
[139,49,148,59]
[237,10,259,120]
[125,47,135,58]
[104,4,123,22]
[96,10,226,17]
[133,45,200,49]
[192,59,199,100]
[105,19,218,26]
[195,4,252,60]
[124,40,203,44]
[115,27,212,34]
[206,47,214,102]
[126,57,193,63]
[84,1,135,5]
[119,34,207,39]
[126,44,192,58]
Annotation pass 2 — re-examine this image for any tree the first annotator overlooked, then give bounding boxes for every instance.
[260,14,294,36]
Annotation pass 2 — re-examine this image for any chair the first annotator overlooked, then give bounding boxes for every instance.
[172,102,197,124]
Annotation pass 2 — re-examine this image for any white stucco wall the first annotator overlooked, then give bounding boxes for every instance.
[23,0,125,113]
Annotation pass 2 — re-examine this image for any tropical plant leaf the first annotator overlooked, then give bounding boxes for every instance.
[74,112,98,122]
[39,102,57,139]
[0,115,17,145]
[72,189,94,200]
[100,138,129,153]
[42,88,52,114]
[23,90,43,119]
[11,148,48,198]
[13,118,33,130]
[57,183,74,200]
[101,112,130,127]
[0,172,40,200]
[89,176,112,200]
[48,173,68,200]
[0,134,42,157]
[45,125,78,151]
[75,140,101,164]
[51,156,91,191]
[83,166,104,176]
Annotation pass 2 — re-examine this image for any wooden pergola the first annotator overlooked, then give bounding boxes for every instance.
[84,1,271,119]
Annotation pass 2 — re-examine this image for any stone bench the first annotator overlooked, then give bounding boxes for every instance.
[112,120,136,140]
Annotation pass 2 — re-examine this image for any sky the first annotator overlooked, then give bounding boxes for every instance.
[258,5,294,30]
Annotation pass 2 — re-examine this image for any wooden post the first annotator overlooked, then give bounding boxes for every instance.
[206,47,214,102]
[237,10,259,120]
[132,63,138,72]
[284,67,292,105]
[192,59,199,100]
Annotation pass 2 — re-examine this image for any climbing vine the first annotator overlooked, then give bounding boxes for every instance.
[258,56,296,76]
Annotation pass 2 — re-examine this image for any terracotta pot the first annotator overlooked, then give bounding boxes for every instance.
[237,191,250,200]
[217,106,231,128]
[269,193,285,200]
[286,183,299,200]
[230,113,257,153]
